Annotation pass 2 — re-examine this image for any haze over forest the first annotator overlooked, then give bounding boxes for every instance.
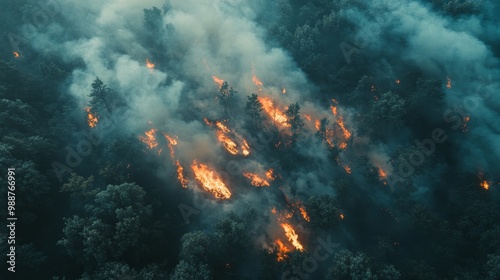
[0,0,499,279]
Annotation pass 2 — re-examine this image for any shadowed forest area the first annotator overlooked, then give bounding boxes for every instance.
[0,0,499,279]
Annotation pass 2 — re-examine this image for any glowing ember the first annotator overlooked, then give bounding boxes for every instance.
[241,139,250,156]
[252,74,263,88]
[299,206,310,222]
[337,117,351,139]
[258,96,290,127]
[331,98,339,104]
[330,106,338,117]
[340,213,345,220]
[275,239,290,262]
[139,129,158,149]
[304,114,312,122]
[281,223,304,251]
[176,160,188,188]
[446,77,452,89]
[344,165,352,174]
[396,80,400,84]
[271,207,277,214]
[339,142,348,149]
[315,120,321,130]
[378,167,388,185]
[282,88,287,94]
[461,116,470,132]
[243,172,270,187]
[84,107,98,128]
[191,160,231,199]
[146,59,155,69]
[266,169,275,180]
[13,51,20,58]
[212,76,224,87]
[481,180,490,190]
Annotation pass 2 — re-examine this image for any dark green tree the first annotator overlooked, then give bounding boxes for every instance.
[89,77,116,115]
[285,102,304,144]
[218,82,235,117]
[245,93,263,128]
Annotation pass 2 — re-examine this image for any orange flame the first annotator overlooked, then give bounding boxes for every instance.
[481,180,490,190]
[243,172,270,187]
[446,77,452,89]
[304,114,312,122]
[139,129,158,149]
[191,160,231,199]
[258,96,290,127]
[213,76,224,87]
[163,133,178,161]
[84,107,98,128]
[330,106,338,117]
[13,51,20,58]
[299,206,310,222]
[146,59,155,69]
[314,119,321,130]
[337,117,351,139]
[282,88,287,94]
[281,223,304,251]
[216,131,239,155]
[344,165,352,174]
[340,213,345,220]
[266,169,275,180]
[176,160,188,188]
[339,142,348,149]
[252,74,263,88]
[241,139,250,156]
[275,239,290,262]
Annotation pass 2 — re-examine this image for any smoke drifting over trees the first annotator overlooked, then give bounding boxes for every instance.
[0,0,499,279]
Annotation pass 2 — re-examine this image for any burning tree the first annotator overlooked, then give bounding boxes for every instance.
[245,93,263,128]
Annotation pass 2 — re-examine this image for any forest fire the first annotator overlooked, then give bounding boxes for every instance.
[216,132,239,155]
[252,74,263,88]
[139,129,158,149]
[206,119,250,156]
[84,107,98,128]
[299,206,310,222]
[447,77,452,89]
[344,165,352,174]
[176,161,188,188]
[337,117,351,139]
[241,140,250,156]
[378,167,388,185]
[266,169,275,180]
[243,172,270,187]
[330,106,338,117]
[163,133,178,161]
[481,180,490,190]
[212,76,224,87]
[258,96,290,127]
[13,51,20,58]
[146,59,155,69]
[191,160,231,199]
[281,223,304,251]
[275,239,290,262]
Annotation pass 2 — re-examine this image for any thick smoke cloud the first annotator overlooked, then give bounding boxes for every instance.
[22,0,500,267]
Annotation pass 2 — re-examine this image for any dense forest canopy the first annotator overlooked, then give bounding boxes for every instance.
[0,0,499,279]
